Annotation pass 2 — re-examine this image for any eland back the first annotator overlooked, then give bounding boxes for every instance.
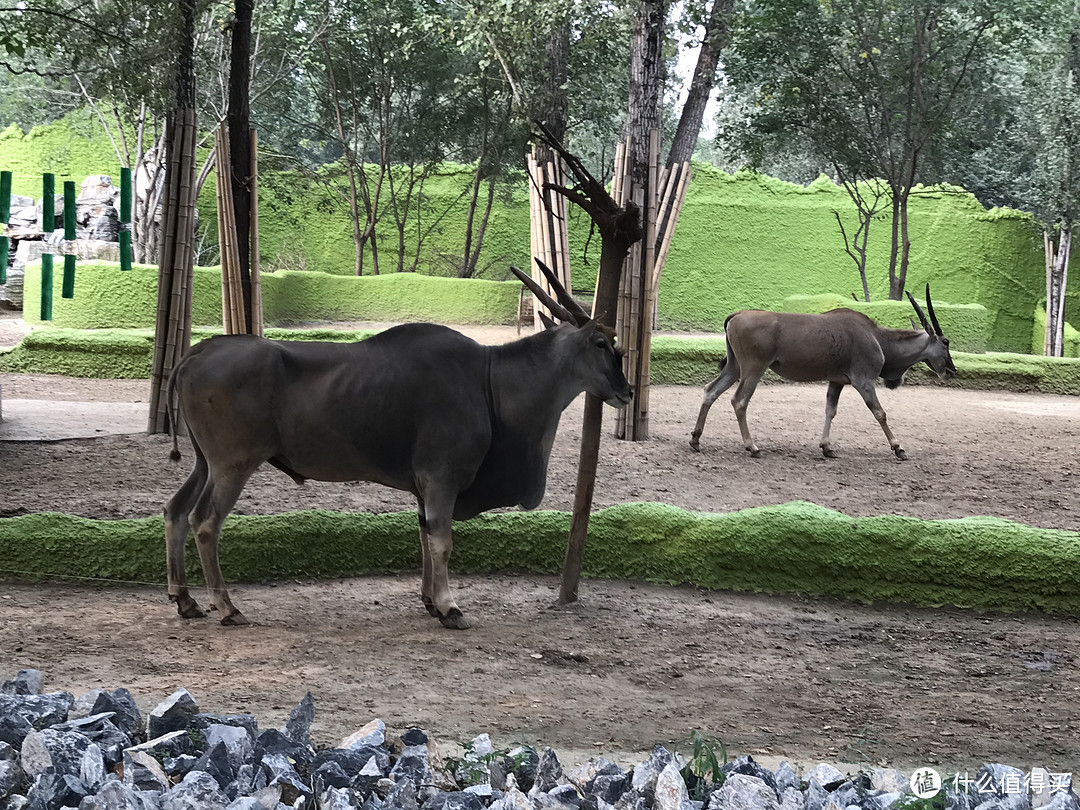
[689,285,955,459]
[163,266,630,630]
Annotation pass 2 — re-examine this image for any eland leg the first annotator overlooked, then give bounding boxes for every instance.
[852,380,907,460]
[417,500,438,617]
[820,381,845,459]
[164,448,210,619]
[731,374,764,457]
[417,491,469,630]
[188,466,257,625]
[690,356,740,451]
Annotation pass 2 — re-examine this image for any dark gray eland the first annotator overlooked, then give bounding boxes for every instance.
[163,264,630,629]
[689,284,955,459]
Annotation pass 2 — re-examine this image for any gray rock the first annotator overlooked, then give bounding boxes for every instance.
[163,755,198,779]
[780,787,805,810]
[26,771,89,810]
[424,791,487,810]
[147,691,199,740]
[631,747,673,799]
[867,792,904,810]
[255,729,313,768]
[531,748,565,795]
[653,762,692,810]
[709,773,779,810]
[774,764,799,795]
[549,784,584,807]
[122,750,170,793]
[161,770,230,810]
[0,693,75,744]
[312,762,352,791]
[205,725,254,773]
[280,695,314,748]
[488,786,532,810]
[723,757,780,798]
[390,745,433,789]
[225,785,281,810]
[5,793,29,810]
[191,742,234,791]
[85,779,162,810]
[0,757,23,800]
[52,714,131,769]
[384,779,420,810]
[1,671,44,697]
[1042,795,1080,810]
[318,785,358,810]
[806,779,830,810]
[340,721,385,751]
[807,765,846,788]
[260,753,310,806]
[503,748,539,793]
[20,729,105,790]
[71,691,141,738]
[868,771,907,795]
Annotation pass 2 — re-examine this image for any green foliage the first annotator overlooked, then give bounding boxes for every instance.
[679,731,728,801]
[4,502,1080,613]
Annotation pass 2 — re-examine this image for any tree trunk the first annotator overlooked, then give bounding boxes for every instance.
[887,186,902,299]
[227,0,254,332]
[667,0,732,167]
[618,0,666,441]
[1046,226,1072,356]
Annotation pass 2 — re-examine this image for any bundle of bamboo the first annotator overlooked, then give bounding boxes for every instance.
[148,108,198,434]
[526,145,573,330]
[612,131,691,441]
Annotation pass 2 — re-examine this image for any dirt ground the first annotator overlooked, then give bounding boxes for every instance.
[2,316,1080,774]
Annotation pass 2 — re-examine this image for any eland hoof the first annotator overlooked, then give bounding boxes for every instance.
[689,438,701,452]
[439,608,471,630]
[894,448,908,460]
[171,595,207,620]
[822,447,839,459]
[749,449,762,458]
[220,610,250,627]
[421,596,439,618]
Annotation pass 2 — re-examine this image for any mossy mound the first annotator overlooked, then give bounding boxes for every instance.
[2,502,1078,614]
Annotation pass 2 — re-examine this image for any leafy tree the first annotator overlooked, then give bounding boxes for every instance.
[727,0,1009,299]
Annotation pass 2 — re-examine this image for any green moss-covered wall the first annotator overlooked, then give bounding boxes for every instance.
[21,261,521,328]
[5,118,1078,353]
[2,502,1079,614]
[780,294,989,353]
[657,169,1072,353]
[1032,305,1080,358]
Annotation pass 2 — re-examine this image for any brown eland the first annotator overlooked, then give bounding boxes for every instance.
[163,263,630,630]
[689,284,955,459]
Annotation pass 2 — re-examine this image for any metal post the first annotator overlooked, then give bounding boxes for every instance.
[62,180,76,298]
[41,173,55,320]
[119,167,132,271]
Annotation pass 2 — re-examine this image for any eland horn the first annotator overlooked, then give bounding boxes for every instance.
[925,283,943,336]
[509,265,575,324]
[906,289,933,336]
[533,257,591,326]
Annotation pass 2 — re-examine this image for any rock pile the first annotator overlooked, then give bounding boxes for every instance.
[0,669,1076,810]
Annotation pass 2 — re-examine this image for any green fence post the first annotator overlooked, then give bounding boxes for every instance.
[41,173,55,321]
[0,170,10,285]
[119,167,132,272]
[62,180,76,298]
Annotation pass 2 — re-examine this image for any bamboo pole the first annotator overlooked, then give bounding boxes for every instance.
[652,162,690,292]
[148,112,180,432]
[527,151,543,330]
[1045,230,1054,355]
[250,128,263,337]
[40,173,55,321]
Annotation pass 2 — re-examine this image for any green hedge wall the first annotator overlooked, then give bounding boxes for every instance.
[21,261,521,328]
[1032,305,1080,358]
[5,327,1080,394]
[2,502,1079,614]
[780,294,989,353]
[4,115,1078,353]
